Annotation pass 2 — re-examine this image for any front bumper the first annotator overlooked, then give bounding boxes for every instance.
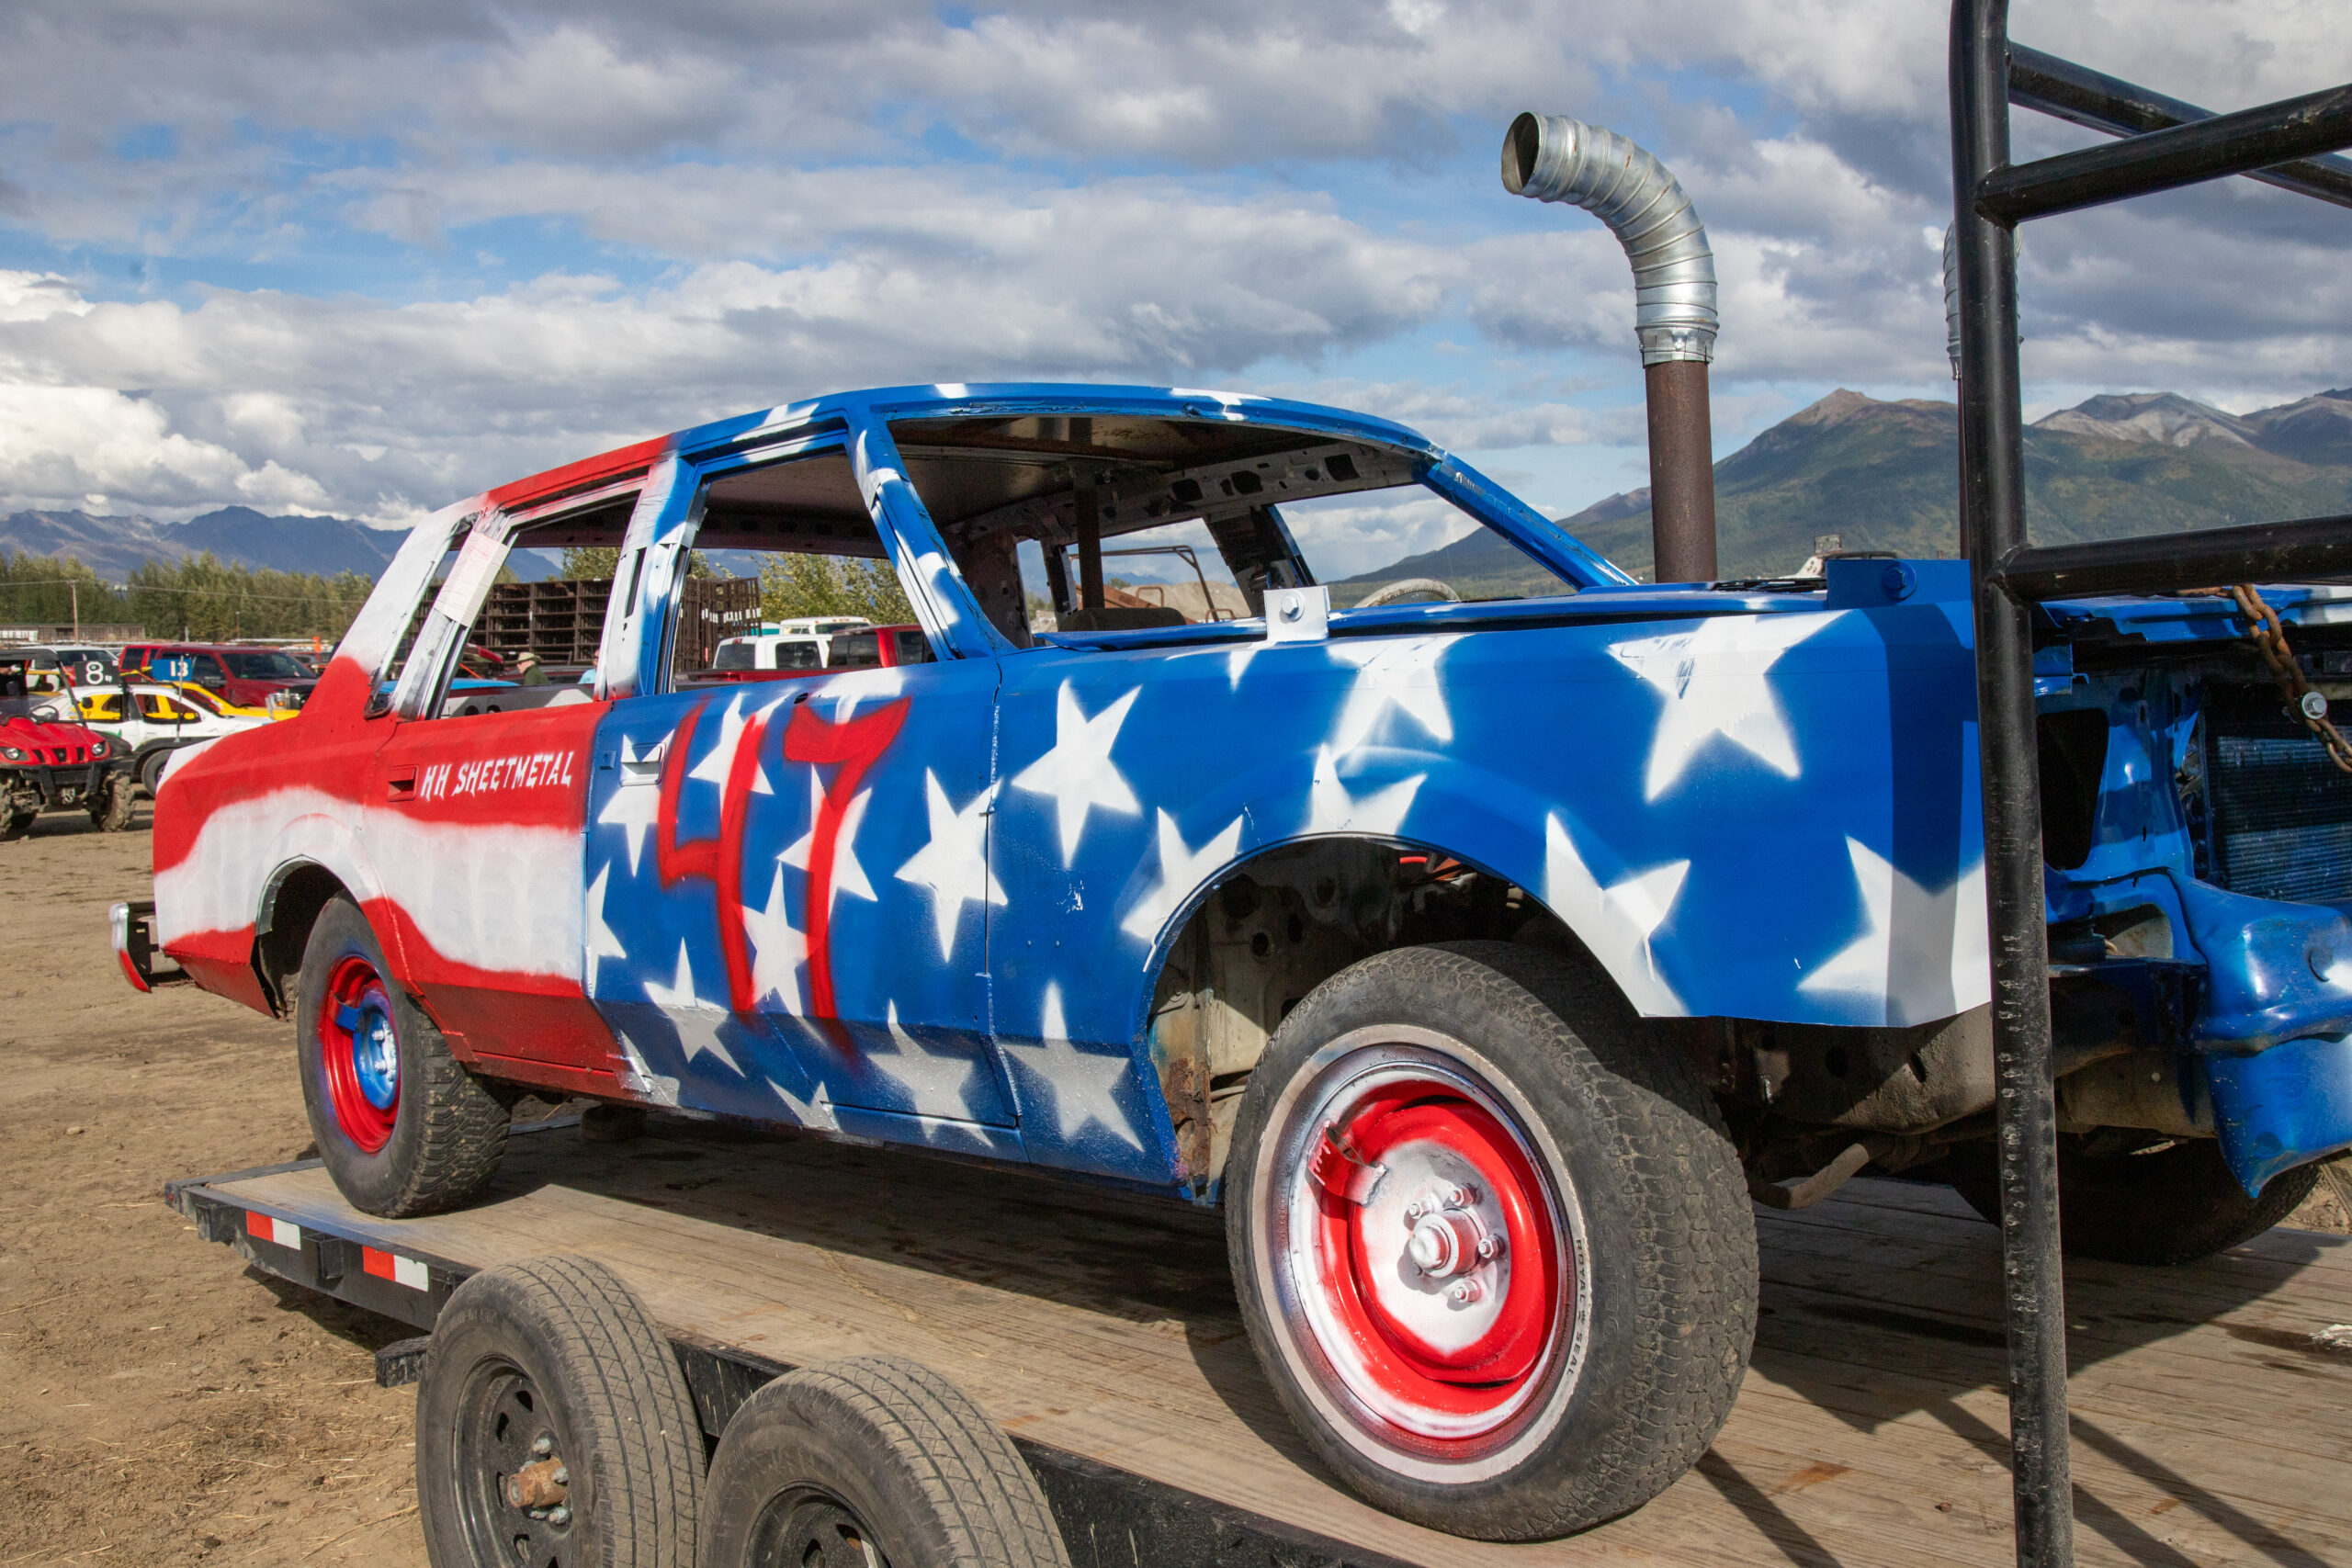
[109,900,189,993]
[5,758,112,809]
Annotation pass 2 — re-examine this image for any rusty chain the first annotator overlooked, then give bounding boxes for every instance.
[2228,583,2352,775]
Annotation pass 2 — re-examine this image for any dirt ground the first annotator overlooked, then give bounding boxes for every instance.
[1,807,2346,1568]
[0,809,430,1568]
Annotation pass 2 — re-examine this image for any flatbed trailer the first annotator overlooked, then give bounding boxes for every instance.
[164,1115,2352,1567]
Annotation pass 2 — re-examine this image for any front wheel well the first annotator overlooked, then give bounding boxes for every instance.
[254,862,352,1017]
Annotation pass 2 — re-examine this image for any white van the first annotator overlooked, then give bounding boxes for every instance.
[709,617,870,673]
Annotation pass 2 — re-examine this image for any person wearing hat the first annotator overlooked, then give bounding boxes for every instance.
[516,650,548,686]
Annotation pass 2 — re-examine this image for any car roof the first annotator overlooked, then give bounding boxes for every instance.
[480,382,1439,514]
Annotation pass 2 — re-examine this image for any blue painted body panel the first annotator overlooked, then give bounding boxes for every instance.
[560,384,2352,1198]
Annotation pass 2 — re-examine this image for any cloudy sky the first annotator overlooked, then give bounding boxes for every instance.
[1,0,2348,530]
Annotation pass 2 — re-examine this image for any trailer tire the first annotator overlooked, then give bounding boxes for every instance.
[698,1356,1069,1568]
[297,896,507,1217]
[1226,941,1757,1541]
[418,1256,703,1568]
[1946,1134,2321,1265]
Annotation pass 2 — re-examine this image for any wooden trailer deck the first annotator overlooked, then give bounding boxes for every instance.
[175,1120,2352,1568]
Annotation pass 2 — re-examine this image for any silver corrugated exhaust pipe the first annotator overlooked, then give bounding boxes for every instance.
[1503,112,1719,583]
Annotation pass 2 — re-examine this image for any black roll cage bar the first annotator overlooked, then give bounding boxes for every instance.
[1951,6,2352,1565]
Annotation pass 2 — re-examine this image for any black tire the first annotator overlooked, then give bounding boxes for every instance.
[136,748,172,798]
[1946,1134,2321,1266]
[0,807,32,842]
[296,896,508,1216]
[1225,942,1756,1541]
[418,1256,704,1568]
[88,773,134,831]
[698,1356,1069,1568]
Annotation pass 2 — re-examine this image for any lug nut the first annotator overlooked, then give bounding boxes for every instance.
[548,1506,571,1527]
[1443,1185,1475,1209]
[1402,1201,1424,1223]
[553,1467,568,1485]
[1448,1279,1484,1304]
[531,1436,554,1457]
[1476,1235,1501,1260]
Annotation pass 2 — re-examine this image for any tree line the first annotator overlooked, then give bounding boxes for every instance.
[558,546,913,626]
[0,549,376,643]
[0,538,919,649]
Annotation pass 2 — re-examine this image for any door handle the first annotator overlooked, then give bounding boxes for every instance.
[386,768,416,802]
[618,742,664,784]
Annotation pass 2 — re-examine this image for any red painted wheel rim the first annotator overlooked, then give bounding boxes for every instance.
[1265,1043,1579,1462]
[318,954,399,1153]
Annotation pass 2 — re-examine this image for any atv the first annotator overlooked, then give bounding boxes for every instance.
[1,695,137,839]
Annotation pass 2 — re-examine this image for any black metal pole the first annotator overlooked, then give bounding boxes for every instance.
[1980,78,2352,223]
[2007,44,2352,211]
[1951,5,2075,1566]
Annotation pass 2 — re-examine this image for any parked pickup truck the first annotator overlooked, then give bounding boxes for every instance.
[115,382,2352,1540]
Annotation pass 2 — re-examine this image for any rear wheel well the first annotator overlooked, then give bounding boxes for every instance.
[255,863,351,1017]
[1147,836,1602,1192]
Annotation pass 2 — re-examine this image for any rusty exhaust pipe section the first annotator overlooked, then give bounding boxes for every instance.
[1502,114,1720,583]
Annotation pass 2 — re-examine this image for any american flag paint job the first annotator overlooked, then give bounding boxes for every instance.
[143,383,2352,1198]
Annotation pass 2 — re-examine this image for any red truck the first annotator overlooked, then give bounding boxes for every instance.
[119,642,320,712]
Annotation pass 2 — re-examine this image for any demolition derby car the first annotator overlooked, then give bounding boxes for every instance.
[119,383,2352,1540]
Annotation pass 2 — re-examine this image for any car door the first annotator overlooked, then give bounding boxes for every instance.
[581,437,1014,1147]
[359,502,628,1098]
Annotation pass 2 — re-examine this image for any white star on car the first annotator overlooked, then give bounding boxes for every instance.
[686,692,780,795]
[741,864,808,1013]
[1328,636,1459,755]
[1304,746,1422,837]
[1121,809,1246,943]
[771,1077,840,1133]
[1012,682,1141,863]
[1544,814,1690,1016]
[1000,984,1143,1152]
[870,1001,980,1119]
[782,773,876,908]
[1608,612,1838,801]
[595,734,665,874]
[1799,837,1991,1027]
[641,942,741,1074]
[584,863,628,994]
[894,772,1004,960]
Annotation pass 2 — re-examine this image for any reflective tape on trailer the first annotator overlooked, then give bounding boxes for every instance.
[362,1246,430,1291]
[246,1211,302,1250]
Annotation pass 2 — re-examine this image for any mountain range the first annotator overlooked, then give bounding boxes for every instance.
[12,386,2352,594]
[1344,386,2352,592]
[0,504,408,581]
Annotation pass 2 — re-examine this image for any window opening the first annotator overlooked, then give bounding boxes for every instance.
[889,412,1581,644]
[624,446,930,700]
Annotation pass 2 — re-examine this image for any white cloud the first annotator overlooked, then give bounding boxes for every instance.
[1,0,2350,523]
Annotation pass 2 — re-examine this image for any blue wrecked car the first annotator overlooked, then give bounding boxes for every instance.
[135,376,2352,1540]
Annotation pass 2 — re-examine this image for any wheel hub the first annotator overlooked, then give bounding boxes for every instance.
[1268,1042,1580,1461]
[318,954,400,1152]
[457,1369,575,1568]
